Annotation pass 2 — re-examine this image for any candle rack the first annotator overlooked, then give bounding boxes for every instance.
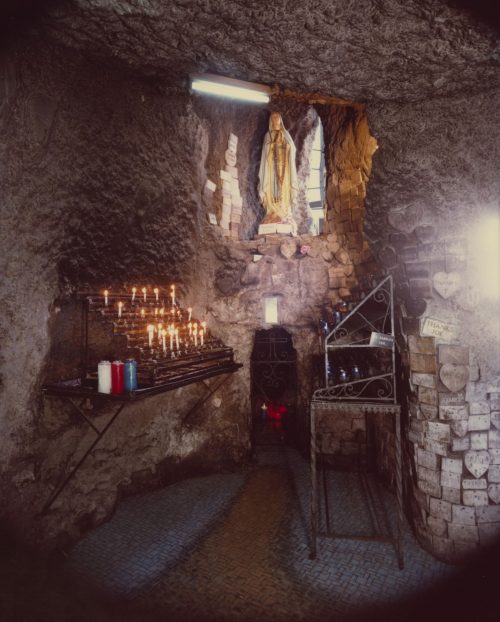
[77,292,237,390]
[41,290,242,514]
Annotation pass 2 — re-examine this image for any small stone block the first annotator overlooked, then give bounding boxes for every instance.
[417,478,442,498]
[438,345,469,366]
[420,404,438,419]
[408,335,436,355]
[466,382,488,401]
[439,403,468,420]
[441,470,461,489]
[452,504,476,525]
[488,465,500,483]
[427,421,451,443]
[468,414,490,431]
[412,372,436,389]
[417,448,439,470]
[489,449,500,464]
[463,490,489,506]
[442,487,461,503]
[419,386,438,406]
[469,401,490,415]
[424,439,448,456]
[429,497,452,521]
[448,523,479,543]
[442,457,463,474]
[462,478,487,490]
[470,433,488,450]
[476,505,500,523]
[410,353,436,374]
[489,430,500,448]
[452,437,470,452]
[439,391,466,406]
[427,515,447,536]
[418,465,441,486]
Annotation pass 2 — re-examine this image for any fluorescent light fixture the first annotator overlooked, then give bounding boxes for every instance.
[191,73,270,104]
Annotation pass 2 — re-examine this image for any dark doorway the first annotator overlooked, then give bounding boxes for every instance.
[250,328,297,447]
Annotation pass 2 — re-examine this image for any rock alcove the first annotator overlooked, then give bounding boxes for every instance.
[0,0,499,568]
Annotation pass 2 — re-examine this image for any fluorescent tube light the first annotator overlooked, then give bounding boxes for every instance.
[191,73,270,104]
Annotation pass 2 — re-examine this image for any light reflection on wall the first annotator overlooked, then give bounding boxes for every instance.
[469,213,500,301]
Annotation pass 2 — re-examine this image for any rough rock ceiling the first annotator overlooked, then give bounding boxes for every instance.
[29,0,500,103]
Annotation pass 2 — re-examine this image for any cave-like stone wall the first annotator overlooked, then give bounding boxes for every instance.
[0,35,251,547]
[366,93,500,561]
[0,30,374,548]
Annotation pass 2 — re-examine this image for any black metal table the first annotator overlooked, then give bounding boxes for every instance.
[309,398,404,569]
[41,361,242,514]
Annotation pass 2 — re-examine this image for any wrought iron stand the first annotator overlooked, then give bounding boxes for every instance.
[310,276,404,569]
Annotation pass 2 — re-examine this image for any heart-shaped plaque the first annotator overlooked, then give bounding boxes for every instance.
[451,420,468,438]
[464,450,490,479]
[488,484,500,504]
[440,364,469,393]
[388,205,423,233]
[491,412,500,430]
[433,272,462,299]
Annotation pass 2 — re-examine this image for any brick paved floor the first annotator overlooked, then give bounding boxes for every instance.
[66,446,459,621]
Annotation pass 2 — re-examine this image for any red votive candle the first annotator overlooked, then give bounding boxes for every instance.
[111,361,124,395]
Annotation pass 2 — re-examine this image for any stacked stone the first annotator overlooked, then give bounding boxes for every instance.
[408,336,500,560]
[219,133,241,240]
[324,168,366,236]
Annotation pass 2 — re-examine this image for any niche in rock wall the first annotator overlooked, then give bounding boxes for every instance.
[196,92,378,247]
[250,328,297,447]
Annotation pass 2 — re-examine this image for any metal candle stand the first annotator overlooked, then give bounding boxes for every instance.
[41,291,242,514]
[309,276,404,569]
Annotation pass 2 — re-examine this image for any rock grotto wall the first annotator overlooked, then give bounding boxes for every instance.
[0,36,251,548]
[0,31,375,549]
[365,92,500,561]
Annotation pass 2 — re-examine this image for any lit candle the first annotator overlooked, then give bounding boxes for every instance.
[154,307,158,317]
[104,290,109,306]
[157,323,163,343]
[169,326,174,350]
[118,301,123,318]
[193,326,198,348]
[188,307,192,322]
[200,328,204,346]
[147,324,155,348]
[170,284,176,306]
[142,287,147,302]
[201,321,207,331]
[154,287,159,302]
[131,287,136,302]
[188,322,192,336]
[162,329,167,354]
[140,308,145,318]
[175,328,179,350]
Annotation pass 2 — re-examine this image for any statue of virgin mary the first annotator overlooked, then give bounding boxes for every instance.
[258,112,298,234]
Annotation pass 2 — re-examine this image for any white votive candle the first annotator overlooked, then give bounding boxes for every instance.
[131,287,136,302]
[98,360,112,394]
[175,328,179,350]
[142,287,147,302]
[118,301,123,318]
[104,290,109,306]
[154,287,159,302]
[188,307,192,322]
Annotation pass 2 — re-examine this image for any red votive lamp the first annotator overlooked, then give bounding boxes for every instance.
[111,361,124,395]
